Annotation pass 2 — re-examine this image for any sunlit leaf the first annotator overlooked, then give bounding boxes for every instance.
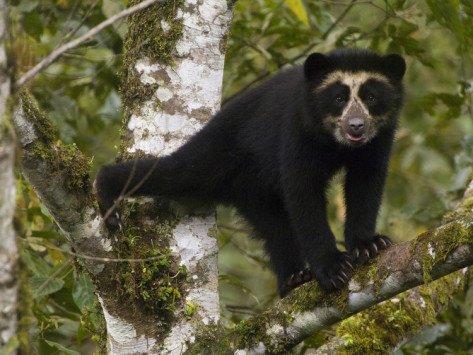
[284,0,309,27]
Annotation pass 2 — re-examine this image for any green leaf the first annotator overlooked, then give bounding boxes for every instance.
[22,11,43,41]
[30,276,65,298]
[72,274,96,312]
[31,230,61,239]
[44,340,81,355]
[426,0,466,45]
[22,251,51,277]
[284,0,309,27]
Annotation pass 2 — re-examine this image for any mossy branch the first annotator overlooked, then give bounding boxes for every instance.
[12,90,107,255]
[189,184,473,354]
[313,269,469,354]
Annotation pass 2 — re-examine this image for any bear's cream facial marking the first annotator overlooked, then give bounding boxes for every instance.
[317,71,391,93]
[318,71,392,147]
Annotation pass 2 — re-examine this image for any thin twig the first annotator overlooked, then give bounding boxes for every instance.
[321,0,357,39]
[15,0,162,88]
[58,0,100,47]
[21,239,168,263]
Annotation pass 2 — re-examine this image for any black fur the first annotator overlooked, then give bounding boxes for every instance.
[96,49,406,296]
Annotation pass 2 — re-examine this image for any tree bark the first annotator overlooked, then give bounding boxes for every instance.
[0,0,17,352]
[112,0,233,352]
[308,270,470,354]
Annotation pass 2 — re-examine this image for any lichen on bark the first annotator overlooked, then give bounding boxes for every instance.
[120,0,185,131]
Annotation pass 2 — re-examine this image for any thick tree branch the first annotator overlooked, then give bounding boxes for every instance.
[309,269,469,354]
[233,221,473,352]
[187,183,473,353]
[15,0,162,88]
[306,182,473,354]
[12,91,110,267]
[106,0,233,352]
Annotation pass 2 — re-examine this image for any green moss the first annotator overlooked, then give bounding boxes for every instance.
[287,280,349,313]
[413,220,473,282]
[93,198,189,339]
[227,303,297,353]
[120,0,184,128]
[337,297,426,354]
[19,90,56,143]
[19,90,91,192]
[443,196,473,223]
[461,196,473,209]
[30,141,91,191]
[116,200,184,313]
[184,323,231,355]
[336,271,466,354]
[184,301,198,317]
[351,260,377,287]
[418,271,465,311]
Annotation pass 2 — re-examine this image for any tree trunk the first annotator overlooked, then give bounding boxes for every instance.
[0,0,17,352]
[99,0,233,352]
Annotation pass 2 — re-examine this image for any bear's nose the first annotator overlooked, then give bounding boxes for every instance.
[349,118,365,132]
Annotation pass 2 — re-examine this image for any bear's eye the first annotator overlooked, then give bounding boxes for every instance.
[367,94,376,103]
[335,95,345,103]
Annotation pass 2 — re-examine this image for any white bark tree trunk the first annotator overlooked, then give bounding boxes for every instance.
[103,0,233,353]
[0,0,17,351]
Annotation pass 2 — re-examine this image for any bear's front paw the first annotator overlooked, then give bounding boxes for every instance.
[280,268,313,297]
[313,252,354,292]
[350,234,393,264]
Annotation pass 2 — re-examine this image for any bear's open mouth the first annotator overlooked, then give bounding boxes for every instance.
[345,132,366,142]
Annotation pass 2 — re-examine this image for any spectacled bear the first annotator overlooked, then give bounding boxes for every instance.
[95,49,406,297]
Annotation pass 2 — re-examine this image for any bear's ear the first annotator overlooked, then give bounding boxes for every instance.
[382,54,406,81]
[304,53,331,80]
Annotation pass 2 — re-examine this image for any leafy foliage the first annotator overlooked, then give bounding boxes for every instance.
[17,179,105,354]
